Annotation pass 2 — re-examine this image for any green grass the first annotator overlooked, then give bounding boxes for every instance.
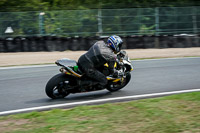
[0,92,200,133]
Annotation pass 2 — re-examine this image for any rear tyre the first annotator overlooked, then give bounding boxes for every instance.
[45,73,71,99]
[107,72,131,92]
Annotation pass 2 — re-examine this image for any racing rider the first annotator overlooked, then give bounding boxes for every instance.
[77,35,123,88]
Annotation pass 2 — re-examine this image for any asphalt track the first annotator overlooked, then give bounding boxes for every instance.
[0,57,200,115]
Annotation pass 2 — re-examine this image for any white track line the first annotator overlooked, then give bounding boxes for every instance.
[133,57,200,61]
[0,88,200,116]
[0,57,199,70]
[0,64,55,70]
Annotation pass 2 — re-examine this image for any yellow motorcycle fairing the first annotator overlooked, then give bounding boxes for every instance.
[106,76,123,83]
[104,62,117,68]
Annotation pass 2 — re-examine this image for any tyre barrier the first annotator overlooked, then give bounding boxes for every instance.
[0,35,200,52]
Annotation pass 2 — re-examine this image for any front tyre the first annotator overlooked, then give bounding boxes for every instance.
[45,73,70,99]
[107,72,131,92]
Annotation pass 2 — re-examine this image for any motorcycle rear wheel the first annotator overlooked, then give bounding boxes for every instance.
[106,72,131,92]
[45,73,71,99]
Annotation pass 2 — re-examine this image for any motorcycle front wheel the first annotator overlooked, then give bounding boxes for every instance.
[45,73,71,99]
[106,72,131,92]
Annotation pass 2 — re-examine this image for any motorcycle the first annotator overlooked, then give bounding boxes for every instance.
[45,50,133,99]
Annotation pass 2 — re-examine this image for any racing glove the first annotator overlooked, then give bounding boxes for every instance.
[113,70,123,78]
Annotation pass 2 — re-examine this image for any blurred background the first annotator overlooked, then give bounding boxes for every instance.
[0,0,200,52]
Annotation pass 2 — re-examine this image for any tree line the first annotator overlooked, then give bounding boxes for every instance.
[0,0,199,12]
[0,0,199,37]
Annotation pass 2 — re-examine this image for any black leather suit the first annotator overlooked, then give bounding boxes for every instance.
[78,41,116,86]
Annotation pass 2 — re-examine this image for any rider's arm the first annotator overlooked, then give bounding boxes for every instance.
[108,54,120,75]
[108,53,124,77]
[108,60,115,74]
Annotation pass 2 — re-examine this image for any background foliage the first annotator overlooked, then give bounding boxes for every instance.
[0,0,200,37]
[0,0,199,12]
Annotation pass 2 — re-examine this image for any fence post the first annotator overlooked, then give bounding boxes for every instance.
[192,6,199,46]
[97,9,103,36]
[192,6,198,34]
[39,12,45,35]
[155,7,160,48]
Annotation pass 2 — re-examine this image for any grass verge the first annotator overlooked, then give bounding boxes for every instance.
[0,92,200,133]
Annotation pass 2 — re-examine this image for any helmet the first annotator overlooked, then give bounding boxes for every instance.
[107,35,123,53]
